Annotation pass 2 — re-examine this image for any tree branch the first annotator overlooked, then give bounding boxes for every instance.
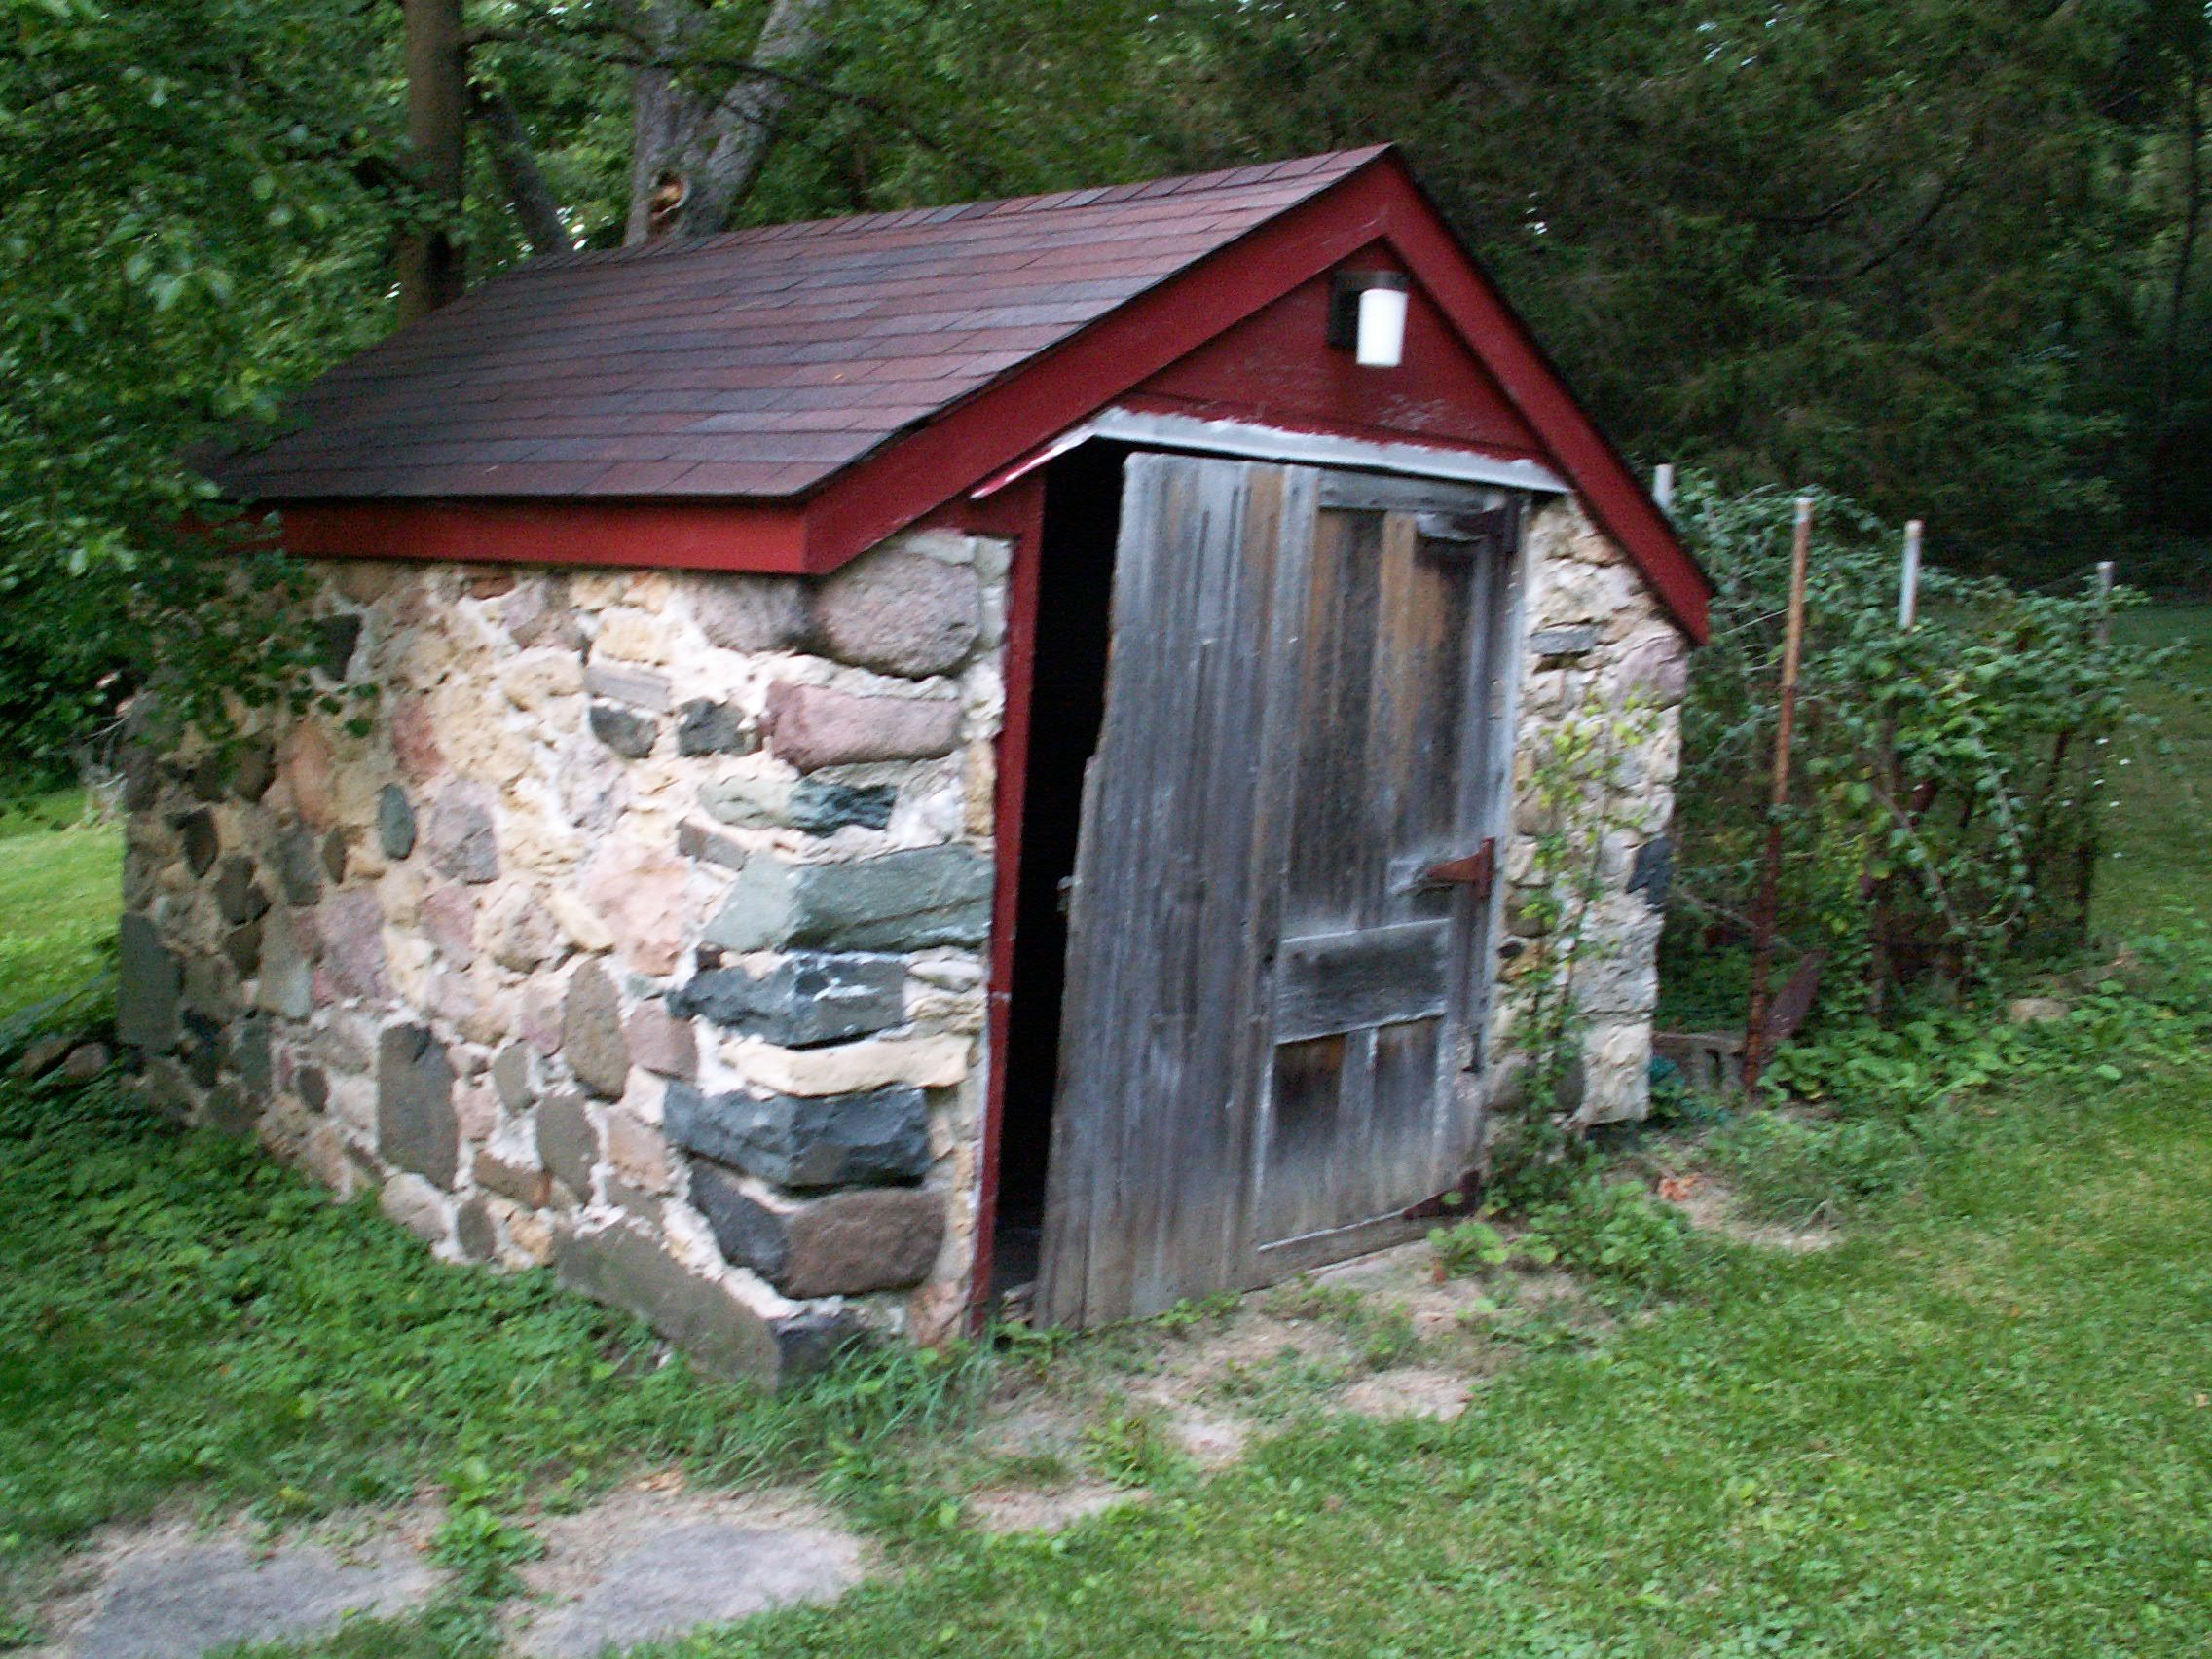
[468,82,573,257]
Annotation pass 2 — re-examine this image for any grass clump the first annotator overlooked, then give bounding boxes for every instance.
[0,1073,998,1559]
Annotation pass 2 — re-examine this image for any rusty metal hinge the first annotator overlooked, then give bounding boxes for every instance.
[1424,838,1495,900]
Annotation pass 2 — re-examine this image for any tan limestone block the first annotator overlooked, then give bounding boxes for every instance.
[500,649,585,711]
[545,887,615,955]
[594,608,682,665]
[729,1033,971,1097]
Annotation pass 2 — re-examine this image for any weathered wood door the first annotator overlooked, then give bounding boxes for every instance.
[1038,455,1515,1327]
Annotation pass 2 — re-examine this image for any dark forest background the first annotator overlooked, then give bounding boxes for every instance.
[3,1,2206,777]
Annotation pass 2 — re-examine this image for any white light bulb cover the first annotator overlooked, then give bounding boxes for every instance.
[1354,285,1408,368]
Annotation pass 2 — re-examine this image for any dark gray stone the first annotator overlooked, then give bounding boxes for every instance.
[377,785,417,859]
[675,698,754,756]
[1628,836,1673,910]
[562,962,629,1097]
[492,1041,534,1112]
[552,1219,780,1382]
[664,1083,930,1189]
[233,1015,273,1101]
[214,856,271,926]
[122,745,163,813]
[320,828,348,884]
[188,752,229,802]
[296,1064,329,1112]
[691,1169,943,1296]
[14,1033,70,1079]
[676,817,748,870]
[793,845,991,950]
[66,1537,434,1659]
[474,1146,552,1209]
[274,825,323,905]
[672,953,904,1048]
[203,1080,255,1136]
[313,613,363,679]
[703,846,990,954]
[59,1042,111,1083]
[232,740,276,802]
[588,702,660,759]
[535,1092,599,1195]
[256,905,314,1018]
[791,779,895,834]
[182,951,240,1025]
[377,1023,459,1187]
[455,1198,498,1262]
[117,912,181,1053]
[424,783,498,884]
[222,919,264,977]
[172,809,219,877]
[771,1311,868,1381]
[812,549,982,678]
[182,1012,224,1088]
[1530,624,1601,658]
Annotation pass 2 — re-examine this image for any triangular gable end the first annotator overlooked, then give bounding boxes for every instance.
[800,153,1709,642]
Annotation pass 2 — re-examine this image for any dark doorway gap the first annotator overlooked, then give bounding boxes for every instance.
[989,441,1128,1302]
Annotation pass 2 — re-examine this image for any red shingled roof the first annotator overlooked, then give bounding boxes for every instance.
[215,149,1388,502]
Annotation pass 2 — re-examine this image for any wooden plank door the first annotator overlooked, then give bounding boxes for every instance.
[1037,454,1317,1329]
[1038,456,1510,1326]
[1247,472,1514,1275]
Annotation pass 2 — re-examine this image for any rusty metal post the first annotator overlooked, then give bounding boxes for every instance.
[1743,497,1814,1092]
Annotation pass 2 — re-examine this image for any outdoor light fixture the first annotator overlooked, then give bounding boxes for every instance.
[1328,270,1410,368]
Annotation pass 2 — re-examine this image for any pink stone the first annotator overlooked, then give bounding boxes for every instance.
[765,682,961,772]
[423,884,478,965]
[316,888,387,1000]
[580,845,690,977]
[624,1000,698,1079]
[282,723,339,830]
[604,1110,673,1193]
[389,693,445,784]
[521,977,565,1055]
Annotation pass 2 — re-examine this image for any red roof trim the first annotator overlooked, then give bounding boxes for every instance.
[271,148,1709,639]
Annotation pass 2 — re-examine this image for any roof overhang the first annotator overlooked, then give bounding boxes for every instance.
[258,151,1711,641]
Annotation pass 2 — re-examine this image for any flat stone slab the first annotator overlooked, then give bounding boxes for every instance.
[518,1521,862,1657]
[63,1538,434,1659]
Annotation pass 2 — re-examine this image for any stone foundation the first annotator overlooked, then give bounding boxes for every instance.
[117,488,1684,1375]
[1492,497,1686,1125]
[121,530,1007,1381]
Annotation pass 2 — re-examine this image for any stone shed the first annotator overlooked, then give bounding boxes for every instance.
[125,146,1710,1378]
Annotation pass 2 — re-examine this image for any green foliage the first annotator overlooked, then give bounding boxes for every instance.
[1522,1178,1696,1296]
[1162,0,2212,556]
[428,1459,546,1602]
[1080,1408,1186,1490]
[0,792,118,1024]
[1663,470,2175,1017]
[0,1071,1005,1554]
[1708,1112,1932,1227]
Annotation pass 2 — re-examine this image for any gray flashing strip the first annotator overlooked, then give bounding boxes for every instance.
[972,407,1568,498]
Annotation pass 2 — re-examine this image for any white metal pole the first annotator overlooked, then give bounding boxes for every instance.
[1652,463,1676,513]
[1899,519,1923,630]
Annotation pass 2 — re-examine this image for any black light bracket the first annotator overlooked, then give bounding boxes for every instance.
[1326,269,1411,351]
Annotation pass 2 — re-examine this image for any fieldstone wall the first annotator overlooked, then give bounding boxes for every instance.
[1492,496,1689,1125]
[119,528,1010,1382]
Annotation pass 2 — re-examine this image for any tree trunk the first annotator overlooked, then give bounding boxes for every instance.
[396,0,467,320]
[624,0,833,243]
[473,85,574,259]
[2157,65,2205,442]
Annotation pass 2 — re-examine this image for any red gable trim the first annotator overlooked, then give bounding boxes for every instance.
[272,151,1709,641]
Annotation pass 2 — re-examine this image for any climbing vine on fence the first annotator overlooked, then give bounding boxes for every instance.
[1663,471,2173,1019]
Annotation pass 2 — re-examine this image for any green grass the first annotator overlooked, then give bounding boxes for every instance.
[2101,603,2212,934]
[0,786,120,1022]
[0,1075,995,1554]
[653,1065,2212,1658]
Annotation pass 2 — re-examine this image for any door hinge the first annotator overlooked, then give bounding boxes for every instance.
[1424,838,1495,900]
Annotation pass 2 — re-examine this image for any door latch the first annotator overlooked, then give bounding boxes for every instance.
[1423,838,1496,900]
